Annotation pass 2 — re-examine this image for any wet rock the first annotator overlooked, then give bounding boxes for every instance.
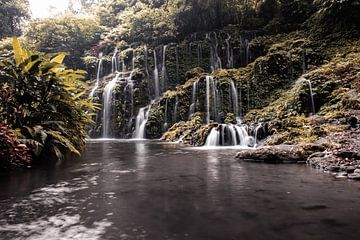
[325,165,340,172]
[354,169,360,174]
[336,172,348,179]
[236,145,307,163]
[347,173,360,180]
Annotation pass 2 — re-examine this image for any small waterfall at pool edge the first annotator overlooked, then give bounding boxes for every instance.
[205,124,261,148]
[102,72,121,138]
[133,105,151,139]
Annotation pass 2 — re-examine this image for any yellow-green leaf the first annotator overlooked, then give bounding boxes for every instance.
[50,53,66,64]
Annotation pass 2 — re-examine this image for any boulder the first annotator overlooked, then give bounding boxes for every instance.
[235,145,307,163]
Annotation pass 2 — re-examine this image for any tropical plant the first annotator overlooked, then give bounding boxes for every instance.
[0,124,31,170]
[0,38,96,162]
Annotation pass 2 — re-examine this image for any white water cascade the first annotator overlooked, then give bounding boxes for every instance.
[154,49,160,99]
[205,76,220,123]
[225,34,234,68]
[207,32,222,72]
[173,96,179,123]
[305,79,316,114]
[89,56,103,98]
[205,124,254,147]
[102,73,121,138]
[163,98,169,131]
[189,79,199,119]
[161,45,168,92]
[111,49,118,73]
[230,80,240,122]
[133,105,151,139]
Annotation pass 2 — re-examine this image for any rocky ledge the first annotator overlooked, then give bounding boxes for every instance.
[235,145,308,164]
[307,127,360,180]
[236,127,360,181]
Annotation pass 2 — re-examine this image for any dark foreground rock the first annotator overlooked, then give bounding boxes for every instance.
[235,145,307,164]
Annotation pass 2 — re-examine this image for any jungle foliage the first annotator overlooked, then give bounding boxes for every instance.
[0,0,30,39]
[0,38,96,168]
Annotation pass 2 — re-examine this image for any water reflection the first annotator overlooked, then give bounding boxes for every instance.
[1,141,360,240]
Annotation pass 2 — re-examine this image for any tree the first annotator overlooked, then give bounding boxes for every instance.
[24,17,103,70]
[0,0,30,39]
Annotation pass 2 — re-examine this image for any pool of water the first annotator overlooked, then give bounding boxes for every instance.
[0,140,360,240]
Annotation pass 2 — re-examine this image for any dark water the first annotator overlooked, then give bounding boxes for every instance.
[1,140,360,240]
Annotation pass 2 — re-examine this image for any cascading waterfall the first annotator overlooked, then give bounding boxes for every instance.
[124,73,135,118]
[153,49,160,99]
[302,49,307,73]
[163,98,169,131]
[230,80,240,122]
[89,56,103,98]
[205,124,255,147]
[197,43,202,66]
[207,32,222,72]
[245,39,250,65]
[133,106,151,139]
[254,123,263,148]
[225,34,234,68]
[175,46,180,82]
[111,49,118,73]
[102,73,121,138]
[173,96,179,123]
[189,79,199,119]
[161,45,168,92]
[206,76,211,124]
[305,79,316,114]
[205,76,220,123]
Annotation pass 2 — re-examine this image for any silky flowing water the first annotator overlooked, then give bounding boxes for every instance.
[1,140,360,240]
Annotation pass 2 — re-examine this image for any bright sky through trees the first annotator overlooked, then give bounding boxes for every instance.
[29,0,81,18]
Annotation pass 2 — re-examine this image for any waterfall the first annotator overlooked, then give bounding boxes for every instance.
[197,43,201,66]
[102,73,121,138]
[188,43,192,68]
[161,45,168,92]
[111,49,118,73]
[207,32,222,72]
[133,106,151,139]
[124,73,135,118]
[305,79,316,114]
[175,46,179,82]
[132,48,136,71]
[206,76,211,123]
[230,80,240,122]
[245,39,250,65]
[302,49,306,73]
[254,123,262,148]
[189,79,199,119]
[205,76,220,123]
[163,98,169,131]
[205,124,254,147]
[225,34,233,68]
[89,57,103,98]
[144,45,150,79]
[154,49,160,99]
[173,96,179,123]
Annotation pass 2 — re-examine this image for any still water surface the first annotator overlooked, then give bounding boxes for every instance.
[1,140,360,240]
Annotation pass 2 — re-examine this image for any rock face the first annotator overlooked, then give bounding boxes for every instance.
[235,145,307,163]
